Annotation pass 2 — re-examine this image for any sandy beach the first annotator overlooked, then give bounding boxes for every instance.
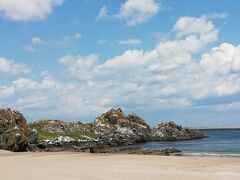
[0,151,240,180]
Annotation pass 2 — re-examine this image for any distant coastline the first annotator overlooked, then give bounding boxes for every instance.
[197,127,240,130]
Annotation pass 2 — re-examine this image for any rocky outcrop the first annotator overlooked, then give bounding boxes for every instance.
[29,120,91,133]
[152,121,206,141]
[28,135,101,152]
[0,107,208,153]
[27,109,152,151]
[93,108,151,146]
[27,120,99,152]
[0,108,28,152]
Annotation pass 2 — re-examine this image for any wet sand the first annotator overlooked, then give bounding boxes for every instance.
[0,151,240,180]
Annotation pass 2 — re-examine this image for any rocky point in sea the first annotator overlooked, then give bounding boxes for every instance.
[151,121,206,141]
[93,108,151,146]
[0,108,28,152]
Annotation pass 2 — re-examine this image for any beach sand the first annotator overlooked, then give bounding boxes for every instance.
[0,151,240,180]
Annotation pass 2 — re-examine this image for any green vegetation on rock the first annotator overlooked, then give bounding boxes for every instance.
[28,122,98,140]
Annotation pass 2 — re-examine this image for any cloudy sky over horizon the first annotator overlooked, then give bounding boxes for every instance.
[0,0,240,127]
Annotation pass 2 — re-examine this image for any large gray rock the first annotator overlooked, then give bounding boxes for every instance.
[93,108,151,145]
[0,108,28,152]
[152,121,206,141]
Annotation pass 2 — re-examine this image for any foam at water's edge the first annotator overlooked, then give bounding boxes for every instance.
[183,152,240,157]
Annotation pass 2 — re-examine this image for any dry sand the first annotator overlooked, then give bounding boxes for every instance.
[0,151,240,180]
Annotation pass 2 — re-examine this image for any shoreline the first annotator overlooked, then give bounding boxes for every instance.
[0,151,240,180]
[2,149,240,158]
[182,152,240,158]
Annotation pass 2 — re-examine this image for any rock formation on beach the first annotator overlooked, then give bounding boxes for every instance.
[93,108,151,145]
[0,108,28,152]
[27,120,99,152]
[152,121,206,141]
[90,145,182,156]
[120,147,182,156]
[0,107,207,152]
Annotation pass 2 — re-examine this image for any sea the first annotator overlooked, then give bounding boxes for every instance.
[132,129,240,157]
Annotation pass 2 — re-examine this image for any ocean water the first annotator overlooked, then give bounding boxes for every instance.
[134,129,240,156]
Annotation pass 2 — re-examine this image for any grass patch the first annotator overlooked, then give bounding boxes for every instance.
[28,123,98,141]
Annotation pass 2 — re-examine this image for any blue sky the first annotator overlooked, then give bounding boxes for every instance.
[0,0,240,127]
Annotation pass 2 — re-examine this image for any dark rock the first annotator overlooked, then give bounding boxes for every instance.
[152,121,206,141]
[0,108,28,152]
[93,108,151,146]
[28,128,38,143]
[90,144,112,153]
[109,146,182,156]
[159,147,182,155]
[28,135,101,152]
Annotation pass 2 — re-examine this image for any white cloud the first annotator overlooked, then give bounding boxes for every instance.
[0,0,64,21]
[96,5,109,20]
[118,39,142,45]
[0,75,111,119]
[201,101,240,112]
[32,37,43,45]
[59,54,98,80]
[1,16,240,120]
[117,0,160,26]
[97,39,108,44]
[97,0,160,26]
[0,57,31,75]
[59,16,240,102]
[200,43,240,75]
[173,16,218,40]
[24,37,44,52]
[63,33,82,41]
[25,33,82,52]
[203,13,229,20]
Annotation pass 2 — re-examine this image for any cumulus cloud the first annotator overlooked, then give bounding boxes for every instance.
[200,43,240,75]
[173,16,218,40]
[0,57,31,75]
[0,0,64,21]
[0,75,111,119]
[97,0,160,26]
[1,16,240,120]
[117,0,160,26]
[58,16,240,104]
[59,54,98,81]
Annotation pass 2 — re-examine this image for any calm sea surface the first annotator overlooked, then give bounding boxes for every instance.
[132,129,240,156]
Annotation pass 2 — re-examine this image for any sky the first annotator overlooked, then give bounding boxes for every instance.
[0,0,240,127]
